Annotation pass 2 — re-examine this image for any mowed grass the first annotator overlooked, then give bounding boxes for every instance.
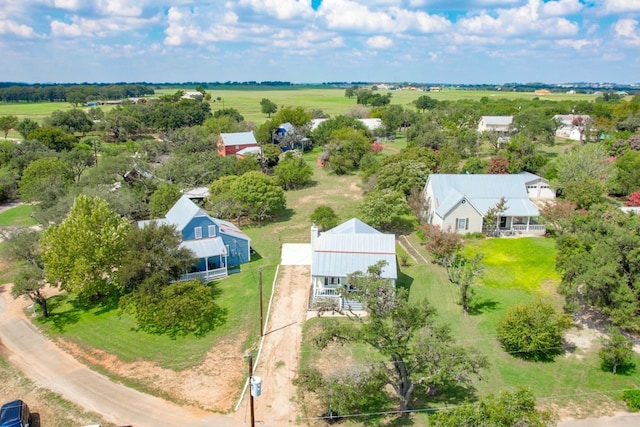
[463,237,560,290]
[35,147,364,370]
[300,231,640,422]
[0,204,37,227]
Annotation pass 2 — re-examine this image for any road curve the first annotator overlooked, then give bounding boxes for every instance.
[0,289,238,427]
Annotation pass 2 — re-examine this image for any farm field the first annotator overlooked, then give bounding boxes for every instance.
[0,87,598,128]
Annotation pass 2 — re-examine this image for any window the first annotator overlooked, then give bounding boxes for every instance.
[194,226,202,239]
[208,225,216,237]
[325,277,341,287]
[456,218,468,230]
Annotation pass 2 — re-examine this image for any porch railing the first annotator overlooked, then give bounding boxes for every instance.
[178,267,228,283]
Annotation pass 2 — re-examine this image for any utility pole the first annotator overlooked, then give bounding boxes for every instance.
[259,268,264,336]
[248,353,255,427]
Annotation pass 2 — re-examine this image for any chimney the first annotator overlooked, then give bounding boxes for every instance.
[310,221,319,247]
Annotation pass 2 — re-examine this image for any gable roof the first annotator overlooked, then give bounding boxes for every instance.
[312,218,397,280]
[480,116,513,126]
[428,174,540,218]
[219,131,257,147]
[139,196,250,243]
[325,218,380,235]
[164,195,209,231]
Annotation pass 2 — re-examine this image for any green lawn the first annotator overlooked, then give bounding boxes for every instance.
[0,204,37,227]
[35,149,363,371]
[300,234,640,422]
[463,237,560,290]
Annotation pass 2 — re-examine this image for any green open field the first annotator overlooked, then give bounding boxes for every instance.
[0,87,598,129]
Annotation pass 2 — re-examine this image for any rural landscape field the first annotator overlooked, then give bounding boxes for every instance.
[0,82,639,427]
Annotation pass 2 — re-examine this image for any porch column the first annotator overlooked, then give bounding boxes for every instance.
[205,257,209,272]
[527,216,531,232]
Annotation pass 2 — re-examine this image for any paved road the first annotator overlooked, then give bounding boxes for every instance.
[0,290,238,427]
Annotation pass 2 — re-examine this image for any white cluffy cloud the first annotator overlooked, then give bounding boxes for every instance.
[366,35,393,48]
[318,0,451,33]
[613,18,640,46]
[458,0,578,38]
[0,19,38,37]
[602,0,640,14]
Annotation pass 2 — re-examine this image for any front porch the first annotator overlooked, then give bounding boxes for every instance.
[309,286,363,310]
[482,215,546,236]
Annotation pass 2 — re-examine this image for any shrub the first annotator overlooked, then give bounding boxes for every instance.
[623,390,640,411]
[599,328,635,374]
[496,300,572,361]
[422,224,463,265]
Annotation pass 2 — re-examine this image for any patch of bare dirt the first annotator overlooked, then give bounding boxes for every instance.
[55,336,246,413]
[239,265,311,425]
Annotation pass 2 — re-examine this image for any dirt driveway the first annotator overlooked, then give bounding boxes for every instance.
[236,263,311,427]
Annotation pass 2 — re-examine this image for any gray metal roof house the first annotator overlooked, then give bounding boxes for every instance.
[310,218,397,310]
[423,173,549,236]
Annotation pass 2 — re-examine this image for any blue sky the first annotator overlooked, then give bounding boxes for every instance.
[1,0,639,84]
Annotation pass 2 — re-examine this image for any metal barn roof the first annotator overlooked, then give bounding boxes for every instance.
[220,131,257,146]
[429,174,540,218]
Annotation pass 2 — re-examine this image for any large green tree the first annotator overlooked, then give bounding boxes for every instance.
[273,151,313,190]
[324,127,372,175]
[552,144,613,208]
[557,207,640,331]
[15,118,39,139]
[117,222,196,293]
[27,126,76,151]
[301,262,487,417]
[19,157,74,205]
[121,275,225,337]
[359,189,409,231]
[149,182,182,218]
[496,300,572,361]
[41,195,131,299]
[260,98,278,118]
[233,171,286,221]
[3,228,49,317]
[0,115,18,138]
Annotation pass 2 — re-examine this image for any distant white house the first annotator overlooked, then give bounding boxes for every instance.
[553,114,592,141]
[477,116,514,138]
[423,173,554,236]
[181,91,203,100]
[310,218,397,310]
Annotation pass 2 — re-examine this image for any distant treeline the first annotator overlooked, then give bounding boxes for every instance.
[0,83,155,103]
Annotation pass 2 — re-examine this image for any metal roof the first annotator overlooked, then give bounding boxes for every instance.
[219,131,257,147]
[325,218,380,235]
[138,195,250,243]
[180,237,227,258]
[165,195,208,231]
[480,116,513,126]
[312,219,397,279]
[429,174,540,218]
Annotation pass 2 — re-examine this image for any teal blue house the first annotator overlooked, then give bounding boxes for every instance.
[138,195,251,282]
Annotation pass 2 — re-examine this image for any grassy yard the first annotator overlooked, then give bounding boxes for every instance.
[299,233,640,423]
[0,204,37,227]
[33,146,367,371]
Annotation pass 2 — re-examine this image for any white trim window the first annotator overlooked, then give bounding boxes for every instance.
[325,277,341,287]
[456,218,468,231]
[208,225,216,238]
[194,226,203,239]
